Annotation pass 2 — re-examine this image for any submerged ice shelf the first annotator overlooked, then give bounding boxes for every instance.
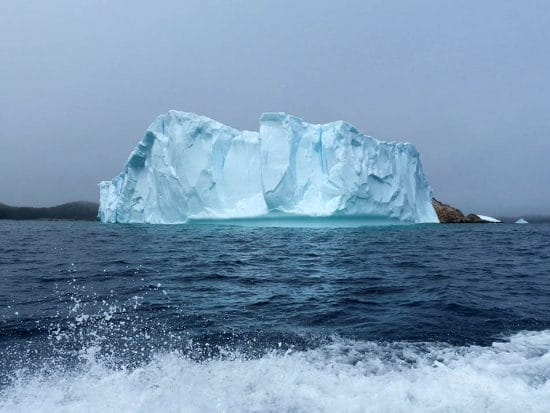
[99,111,439,224]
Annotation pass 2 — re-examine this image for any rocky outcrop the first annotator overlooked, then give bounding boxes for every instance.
[464,213,485,223]
[431,199,464,223]
[431,199,498,224]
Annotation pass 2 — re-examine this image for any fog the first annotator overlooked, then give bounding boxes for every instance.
[1,0,549,215]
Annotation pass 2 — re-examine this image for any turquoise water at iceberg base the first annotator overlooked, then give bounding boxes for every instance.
[1,220,550,412]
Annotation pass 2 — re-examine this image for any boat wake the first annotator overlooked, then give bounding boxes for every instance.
[2,330,549,412]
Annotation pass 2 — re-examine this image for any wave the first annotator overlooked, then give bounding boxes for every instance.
[1,330,549,412]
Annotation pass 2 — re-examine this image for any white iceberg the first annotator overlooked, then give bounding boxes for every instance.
[515,218,528,224]
[477,214,502,223]
[99,111,439,224]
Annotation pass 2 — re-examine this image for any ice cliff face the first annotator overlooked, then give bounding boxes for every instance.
[99,111,438,224]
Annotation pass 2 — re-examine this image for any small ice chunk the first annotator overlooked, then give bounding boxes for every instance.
[477,214,502,223]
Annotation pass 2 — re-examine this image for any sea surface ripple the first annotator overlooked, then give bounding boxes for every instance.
[1,221,549,412]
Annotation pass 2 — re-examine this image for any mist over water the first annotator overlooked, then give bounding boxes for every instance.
[1,221,550,411]
[1,1,550,215]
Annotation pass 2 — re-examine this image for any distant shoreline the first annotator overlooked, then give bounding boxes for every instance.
[0,201,548,223]
[0,201,99,221]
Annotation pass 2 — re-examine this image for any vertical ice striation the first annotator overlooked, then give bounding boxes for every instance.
[99,111,266,224]
[99,111,438,224]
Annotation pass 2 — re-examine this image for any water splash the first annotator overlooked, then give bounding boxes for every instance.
[1,331,549,412]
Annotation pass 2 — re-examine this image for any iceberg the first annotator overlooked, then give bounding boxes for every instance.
[476,214,502,223]
[515,218,528,224]
[99,111,439,224]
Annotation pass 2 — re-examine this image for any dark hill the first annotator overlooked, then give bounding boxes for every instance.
[0,201,99,221]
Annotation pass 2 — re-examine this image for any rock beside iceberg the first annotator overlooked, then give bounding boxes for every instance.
[431,199,466,223]
[431,199,504,224]
[99,111,439,224]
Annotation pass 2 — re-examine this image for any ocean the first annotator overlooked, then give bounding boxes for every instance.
[1,220,549,412]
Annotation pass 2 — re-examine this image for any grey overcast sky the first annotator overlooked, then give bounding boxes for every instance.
[0,0,549,215]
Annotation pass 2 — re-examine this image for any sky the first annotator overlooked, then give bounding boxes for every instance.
[0,0,549,216]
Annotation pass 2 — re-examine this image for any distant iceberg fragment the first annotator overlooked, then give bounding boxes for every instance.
[515,218,528,224]
[98,111,439,224]
[477,214,502,223]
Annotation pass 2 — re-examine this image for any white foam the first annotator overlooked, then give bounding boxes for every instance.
[2,331,549,413]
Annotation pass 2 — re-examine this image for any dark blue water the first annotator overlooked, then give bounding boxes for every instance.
[1,221,550,412]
